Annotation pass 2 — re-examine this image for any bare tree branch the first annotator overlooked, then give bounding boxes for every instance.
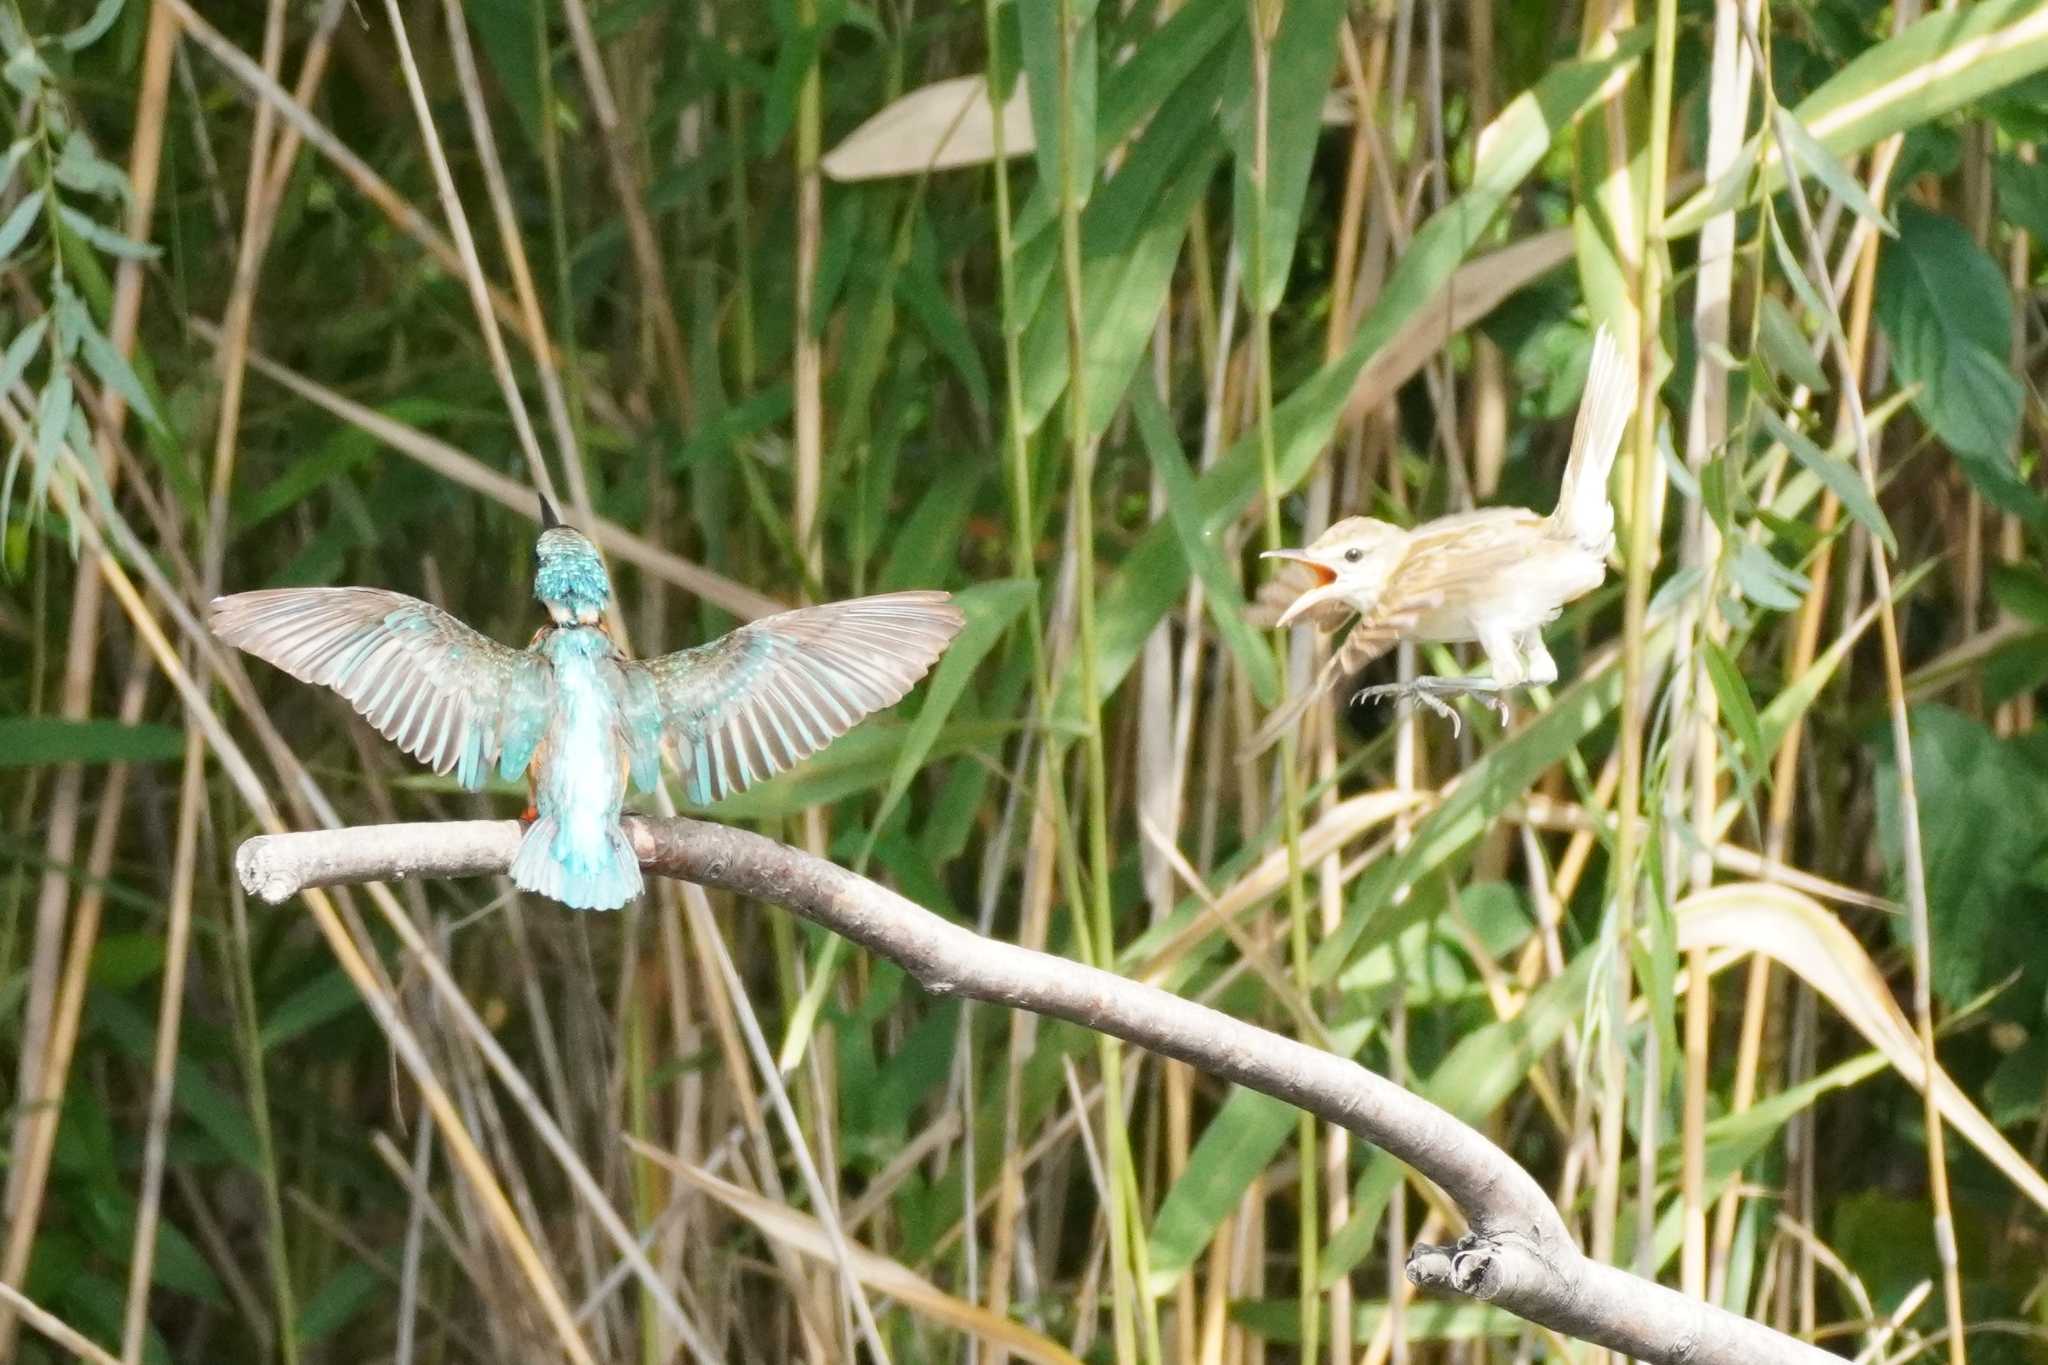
[235,818,1838,1365]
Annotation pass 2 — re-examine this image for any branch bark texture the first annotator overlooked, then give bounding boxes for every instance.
[236,818,1837,1365]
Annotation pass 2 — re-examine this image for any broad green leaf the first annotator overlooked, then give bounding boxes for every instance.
[78,315,161,429]
[1876,203,2041,524]
[1772,107,1894,237]
[1130,381,1278,706]
[1871,706,2048,1009]
[1726,538,1808,612]
[0,717,183,766]
[1755,292,1829,394]
[1018,0,1096,206]
[1754,404,1894,553]
[260,969,364,1051]
[1700,638,1767,804]
[0,186,42,262]
[294,1261,381,1346]
[56,203,159,260]
[1017,53,1224,437]
[1995,151,2048,244]
[465,0,547,154]
[1222,0,1346,312]
[1144,1089,1297,1295]
[1990,563,2048,627]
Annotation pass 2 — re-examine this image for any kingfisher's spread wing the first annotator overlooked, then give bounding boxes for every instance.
[623,590,964,805]
[209,587,554,791]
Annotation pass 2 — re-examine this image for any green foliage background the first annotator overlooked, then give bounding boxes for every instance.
[4,0,2048,1361]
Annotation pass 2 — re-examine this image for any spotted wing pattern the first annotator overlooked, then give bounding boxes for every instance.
[208,587,554,791]
[626,590,964,806]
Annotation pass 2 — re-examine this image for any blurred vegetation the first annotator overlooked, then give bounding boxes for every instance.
[4,0,2048,1361]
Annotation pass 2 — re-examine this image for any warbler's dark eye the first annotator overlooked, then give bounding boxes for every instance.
[1344,548,1363,563]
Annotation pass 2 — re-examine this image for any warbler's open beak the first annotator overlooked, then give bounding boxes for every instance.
[1260,548,1342,629]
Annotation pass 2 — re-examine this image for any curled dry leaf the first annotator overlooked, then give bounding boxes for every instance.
[1678,881,2048,1214]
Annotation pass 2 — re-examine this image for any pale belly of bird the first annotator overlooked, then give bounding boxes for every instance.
[1409,536,1606,644]
[541,632,630,835]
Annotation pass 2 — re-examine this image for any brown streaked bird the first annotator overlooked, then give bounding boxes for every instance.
[1248,326,1637,750]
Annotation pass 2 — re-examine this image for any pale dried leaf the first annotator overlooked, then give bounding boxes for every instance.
[1678,882,2048,1213]
[822,74,1034,182]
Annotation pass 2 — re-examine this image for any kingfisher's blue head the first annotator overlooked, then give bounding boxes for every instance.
[533,497,612,625]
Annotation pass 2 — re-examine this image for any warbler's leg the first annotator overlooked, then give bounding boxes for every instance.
[1519,632,1558,687]
[1353,627,1524,727]
[1351,678,1466,729]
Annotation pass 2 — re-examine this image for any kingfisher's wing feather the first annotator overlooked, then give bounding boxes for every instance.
[208,587,554,790]
[626,590,964,805]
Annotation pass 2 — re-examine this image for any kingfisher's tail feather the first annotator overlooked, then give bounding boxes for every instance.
[511,814,643,911]
[1547,326,1637,553]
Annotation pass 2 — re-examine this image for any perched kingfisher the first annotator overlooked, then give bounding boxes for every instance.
[209,498,965,910]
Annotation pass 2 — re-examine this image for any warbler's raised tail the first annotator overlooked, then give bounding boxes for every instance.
[1547,326,1637,554]
[510,812,643,910]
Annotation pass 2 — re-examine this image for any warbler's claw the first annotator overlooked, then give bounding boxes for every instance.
[1350,682,1465,735]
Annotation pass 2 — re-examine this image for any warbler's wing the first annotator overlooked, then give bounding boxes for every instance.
[1385,507,1551,619]
[624,590,964,805]
[209,587,554,790]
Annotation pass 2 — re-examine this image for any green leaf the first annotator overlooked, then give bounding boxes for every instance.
[1876,203,2042,524]
[0,186,43,263]
[1755,292,1829,393]
[78,315,161,429]
[0,314,49,392]
[260,969,363,1050]
[1700,639,1767,802]
[294,1260,380,1346]
[1990,563,2048,627]
[1130,381,1279,706]
[1223,0,1346,312]
[1018,0,1096,206]
[854,579,1035,869]
[464,0,547,154]
[1772,107,1894,237]
[1017,48,1224,438]
[1145,1089,1297,1293]
[1754,404,1894,553]
[1871,706,2048,1009]
[0,718,185,766]
[58,0,124,52]
[1995,151,2048,244]
[1726,538,1808,612]
[53,129,131,202]
[56,203,160,260]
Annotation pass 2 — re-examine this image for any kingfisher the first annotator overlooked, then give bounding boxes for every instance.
[209,498,965,910]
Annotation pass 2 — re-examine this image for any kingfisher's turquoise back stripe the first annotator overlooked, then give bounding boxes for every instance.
[208,519,964,910]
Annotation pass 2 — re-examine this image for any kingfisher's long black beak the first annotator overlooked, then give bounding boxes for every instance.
[538,492,563,531]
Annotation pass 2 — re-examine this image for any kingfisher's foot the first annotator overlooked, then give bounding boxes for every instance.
[519,803,539,826]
